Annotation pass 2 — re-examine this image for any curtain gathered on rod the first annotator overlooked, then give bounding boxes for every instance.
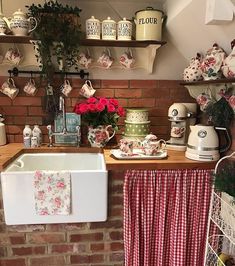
[123,169,212,266]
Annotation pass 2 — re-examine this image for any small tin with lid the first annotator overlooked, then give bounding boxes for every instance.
[102,17,116,40]
[117,18,132,40]
[86,16,100,40]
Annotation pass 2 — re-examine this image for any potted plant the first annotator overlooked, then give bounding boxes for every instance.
[73,97,125,147]
[26,1,82,79]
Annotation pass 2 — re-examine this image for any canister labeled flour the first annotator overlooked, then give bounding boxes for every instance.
[135,7,165,41]
[86,16,100,39]
[102,17,116,40]
[117,18,132,40]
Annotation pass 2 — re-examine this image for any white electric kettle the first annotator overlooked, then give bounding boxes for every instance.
[185,124,231,161]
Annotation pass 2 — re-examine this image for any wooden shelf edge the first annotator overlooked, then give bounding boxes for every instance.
[180,78,235,86]
[80,39,167,48]
[0,35,167,48]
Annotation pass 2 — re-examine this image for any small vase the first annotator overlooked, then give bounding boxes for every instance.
[87,125,115,148]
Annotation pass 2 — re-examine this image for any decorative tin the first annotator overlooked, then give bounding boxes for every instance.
[126,108,149,123]
[117,17,132,40]
[135,7,165,41]
[86,16,100,40]
[102,17,116,40]
[124,120,150,136]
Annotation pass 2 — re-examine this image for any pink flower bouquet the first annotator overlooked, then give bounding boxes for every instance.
[73,97,125,130]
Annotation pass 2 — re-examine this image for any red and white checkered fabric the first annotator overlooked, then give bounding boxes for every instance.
[123,169,212,266]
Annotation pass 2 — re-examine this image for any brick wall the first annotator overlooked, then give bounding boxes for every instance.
[0,78,234,265]
[0,170,124,266]
[0,77,195,144]
[0,78,196,265]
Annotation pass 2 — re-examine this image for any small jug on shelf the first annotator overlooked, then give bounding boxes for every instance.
[0,12,9,35]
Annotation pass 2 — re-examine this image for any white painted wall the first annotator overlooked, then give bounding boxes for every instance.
[2,0,235,80]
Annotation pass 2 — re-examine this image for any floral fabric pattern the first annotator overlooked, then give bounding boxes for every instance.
[34,171,71,215]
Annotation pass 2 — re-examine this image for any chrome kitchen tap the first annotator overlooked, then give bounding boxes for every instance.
[47,95,81,147]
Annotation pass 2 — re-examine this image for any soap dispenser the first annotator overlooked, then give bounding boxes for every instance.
[0,114,6,146]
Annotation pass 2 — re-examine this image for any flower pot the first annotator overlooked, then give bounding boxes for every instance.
[87,125,115,148]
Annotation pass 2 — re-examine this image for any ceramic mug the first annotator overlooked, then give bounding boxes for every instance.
[23,78,38,96]
[5,47,23,65]
[119,49,135,69]
[61,79,73,97]
[79,80,96,98]
[170,126,186,138]
[78,49,92,69]
[119,139,134,156]
[1,78,19,99]
[196,92,214,111]
[97,49,114,69]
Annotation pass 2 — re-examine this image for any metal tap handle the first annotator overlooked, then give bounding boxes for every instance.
[47,125,53,147]
[76,126,81,147]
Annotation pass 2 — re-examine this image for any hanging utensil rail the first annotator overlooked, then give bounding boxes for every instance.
[8,67,89,79]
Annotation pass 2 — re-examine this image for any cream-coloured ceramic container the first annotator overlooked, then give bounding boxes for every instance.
[102,17,116,40]
[117,17,132,40]
[86,16,100,40]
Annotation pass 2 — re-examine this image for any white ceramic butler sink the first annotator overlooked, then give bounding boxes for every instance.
[1,153,107,225]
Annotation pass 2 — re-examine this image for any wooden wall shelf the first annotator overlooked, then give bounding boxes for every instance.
[0,35,167,48]
[180,78,235,86]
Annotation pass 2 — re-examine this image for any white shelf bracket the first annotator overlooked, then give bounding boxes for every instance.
[147,44,161,74]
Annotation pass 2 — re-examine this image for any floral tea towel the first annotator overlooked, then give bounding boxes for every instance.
[34,170,71,215]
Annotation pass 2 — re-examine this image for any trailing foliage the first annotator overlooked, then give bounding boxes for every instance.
[205,97,234,128]
[26,1,82,79]
[213,161,235,199]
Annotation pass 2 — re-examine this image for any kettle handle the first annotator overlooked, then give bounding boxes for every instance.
[215,127,232,153]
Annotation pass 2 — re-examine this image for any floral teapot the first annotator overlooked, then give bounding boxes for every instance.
[5,9,37,36]
[222,39,235,78]
[200,43,226,80]
[183,53,203,82]
[0,12,9,35]
[141,134,166,156]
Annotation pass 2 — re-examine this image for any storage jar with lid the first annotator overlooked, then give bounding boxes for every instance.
[117,17,132,40]
[134,7,165,41]
[86,16,100,40]
[0,114,6,146]
[102,17,116,40]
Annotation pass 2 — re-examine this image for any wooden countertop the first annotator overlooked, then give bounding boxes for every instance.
[0,143,216,171]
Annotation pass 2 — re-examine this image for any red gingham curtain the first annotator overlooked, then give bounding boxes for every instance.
[123,169,212,266]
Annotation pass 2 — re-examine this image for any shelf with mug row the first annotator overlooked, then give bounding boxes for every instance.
[0,36,167,73]
[0,35,166,47]
[180,78,235,102]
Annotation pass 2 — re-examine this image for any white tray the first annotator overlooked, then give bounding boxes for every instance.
[110,149,168,160]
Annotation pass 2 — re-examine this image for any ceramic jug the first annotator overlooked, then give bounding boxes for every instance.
[222,39,235,78]
[5,9,37,36]
[0,12,9,35]
[200,43,226,80]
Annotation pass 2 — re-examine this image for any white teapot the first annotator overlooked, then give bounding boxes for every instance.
[222,39,235,78]
[5,9,37,36]
[0,12,9,35]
